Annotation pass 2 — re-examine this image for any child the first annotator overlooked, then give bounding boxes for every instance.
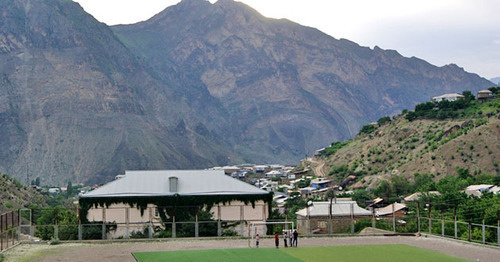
[255,234,260,248]
[274,232,279,248]
[283,231,288,247]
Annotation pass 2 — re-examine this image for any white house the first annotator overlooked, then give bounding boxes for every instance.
[431,93,464,103]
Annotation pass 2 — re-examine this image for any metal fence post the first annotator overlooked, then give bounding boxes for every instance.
[482,212,486,244]
[350,203,354,234]
[217,205,221,237]
[125,207,130,239]
[417,202,420,233]
[441,204,444,237]
[306,205,311,236]
[78,224,82,241]
[240,205,244,236]
[392,203,396,232]
[17,209,21,243]
[172,207,176,238]
[372,206,376,230]
[148,207,153,239]
[30,209,34,240]
[195,206,199,238]
[428,202,432,235]
[467,207,471,242]
[102,207,106,240]
[454,205,457,239]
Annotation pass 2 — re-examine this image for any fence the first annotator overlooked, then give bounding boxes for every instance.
[3,202,500,248]
[0,211,20,251]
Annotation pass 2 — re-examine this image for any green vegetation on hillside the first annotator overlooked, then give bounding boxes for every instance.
[405,90,499,121]
[312,95,499,189]
[0,174,46,214]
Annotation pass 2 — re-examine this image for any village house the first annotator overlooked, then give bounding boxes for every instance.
[403,191,441,202]
[79,170,271,238]
[295,199,372,234]
[375,203,407,219]
[464,184,499,197]
[477,89,493,103]
[431,93,464,103]
[310,178,332,189]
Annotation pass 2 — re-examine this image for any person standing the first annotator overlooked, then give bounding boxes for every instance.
[274,232,279,248]
[290,230,293,246]
[255,234,260,248]
[293,230,298,247]
[283,231,288,247]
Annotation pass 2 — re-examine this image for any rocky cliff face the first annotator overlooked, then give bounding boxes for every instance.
[0,0,494,185]
[113,0,493,163]
[0,0,236,185]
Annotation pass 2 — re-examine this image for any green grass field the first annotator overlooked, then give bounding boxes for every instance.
[132,244,468,262]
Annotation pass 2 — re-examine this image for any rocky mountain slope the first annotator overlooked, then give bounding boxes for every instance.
[0,0,236,185]
[113,0,493,163]
[0,0,494,185]
[302,98,499,189]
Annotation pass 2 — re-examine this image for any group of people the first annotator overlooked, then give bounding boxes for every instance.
[256,230,298,248]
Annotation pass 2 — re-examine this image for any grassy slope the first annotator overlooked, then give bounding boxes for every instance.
[0,175,45,214]
[305,99,499,188]
[133,245,467,262]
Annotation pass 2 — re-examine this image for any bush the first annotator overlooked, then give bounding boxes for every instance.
[377,116,391,126]
[358,124,377,135]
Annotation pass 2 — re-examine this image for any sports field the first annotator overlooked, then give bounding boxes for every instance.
[132,244,468,262]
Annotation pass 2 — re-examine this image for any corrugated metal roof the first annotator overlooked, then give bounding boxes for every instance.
[80,170,268,198]
[375,203,407,216]
[295,201,372,217]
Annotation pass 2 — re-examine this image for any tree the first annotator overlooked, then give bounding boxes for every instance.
[456,167,471,180]
[405,111,418,121]
[35,206,78,240]
[358,124,377,135]
[66,181,74,197]
[377,116,391,126]
[351,189,373,208]
[374,180,392,199]
[413,173,436,192]
[390,175,410,197]
[461,90,475,102]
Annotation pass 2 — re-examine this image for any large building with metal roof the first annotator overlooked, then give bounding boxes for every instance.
[79,170,271,238]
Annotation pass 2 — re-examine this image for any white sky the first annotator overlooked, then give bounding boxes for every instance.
[73,0,500,80]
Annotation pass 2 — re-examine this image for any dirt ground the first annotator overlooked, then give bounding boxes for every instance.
[3,235,499,262]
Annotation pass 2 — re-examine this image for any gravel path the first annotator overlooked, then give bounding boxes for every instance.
[3,236,499,262]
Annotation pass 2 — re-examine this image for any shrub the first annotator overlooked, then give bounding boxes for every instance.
[358,124,377,135]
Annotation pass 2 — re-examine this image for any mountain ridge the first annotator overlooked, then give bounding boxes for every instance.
[113,0,493,162]
[0,0,494,185]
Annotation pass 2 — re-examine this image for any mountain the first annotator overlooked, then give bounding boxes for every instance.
[0,0,494,185]
[113,0,493,163]
[490,77,500,85]
[301,99,500,189]
[0,0,236,185]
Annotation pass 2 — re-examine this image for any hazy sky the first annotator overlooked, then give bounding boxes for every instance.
[73,0,499,80]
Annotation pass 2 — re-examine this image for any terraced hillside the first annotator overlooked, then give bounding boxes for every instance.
[302,98,499,189]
